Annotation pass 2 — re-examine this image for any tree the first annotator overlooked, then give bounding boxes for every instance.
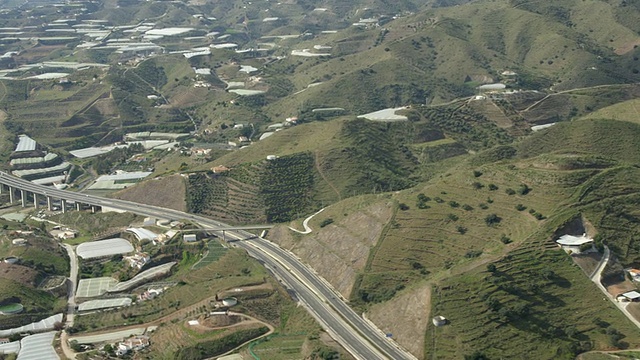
[472,181,484,189]
[465,351,490,360]
[517,184,531,195]
[487,264,497,273]
[485,214,501,226]
[579,242,592,252]
[488,184,499,191]
[69,340,82,352]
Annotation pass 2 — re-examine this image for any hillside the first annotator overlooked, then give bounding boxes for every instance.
[265,117,640,358]
[112,174,188,212]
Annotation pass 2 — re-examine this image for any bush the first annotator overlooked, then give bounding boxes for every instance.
[487,263,497,272]
[462,204,473,211]
[485,214,501,226]
[478,203,488,209]
[488,184,499,191]
[473,170,483,177]
[500,235,512,244]
[447,214,459,221]
[449,201,460,208]
[319,218,334,227]
[517,184,531,195]
[515,204,527,211]
[465,250,482,258]
[457,225,468,234]
[398,203,410,211]
[505,188,516,195]
[417,194,431,209]
[533,212,546,220]
[434,197,445,203]
[472,182,484,189]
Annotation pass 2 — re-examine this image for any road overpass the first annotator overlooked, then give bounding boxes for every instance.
[0,172,416,360]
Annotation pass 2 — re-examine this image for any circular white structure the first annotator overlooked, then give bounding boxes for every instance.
[0,303,23,315]
[3,257,18,264]
[222,297,238,307]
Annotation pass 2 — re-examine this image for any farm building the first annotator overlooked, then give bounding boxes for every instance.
[183,234,197,242]
[619,291,640,302]
[628,269,640,282]
[116,336,150,356]
[432,316,447,327]
[11,239,27,246]
[76,238,134,259]
[556,234,593,253]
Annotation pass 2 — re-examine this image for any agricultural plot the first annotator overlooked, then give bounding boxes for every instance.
[250,334,307,360]
[192,240,227,270]
[76,277,118,298]
[426,235,640,359]
[356,162,577,304]
[74,249,270,330]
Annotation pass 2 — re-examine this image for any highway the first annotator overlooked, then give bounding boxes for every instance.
[0,172,416,360]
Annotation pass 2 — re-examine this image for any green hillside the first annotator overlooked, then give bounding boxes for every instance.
[0,278,59,330]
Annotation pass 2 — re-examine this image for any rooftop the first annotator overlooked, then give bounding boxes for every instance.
[15,135,36,152]
[76,238,134,259]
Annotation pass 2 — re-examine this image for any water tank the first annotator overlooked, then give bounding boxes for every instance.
[222,297,238,307]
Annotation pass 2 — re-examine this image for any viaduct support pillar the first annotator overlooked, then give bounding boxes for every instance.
[47,197,52,211]
[8,186,13,203]
[33,193,37,208]
[76,202,81,211]
[91,206,96,214]
[61,199,66,213]
[20,190,26,207]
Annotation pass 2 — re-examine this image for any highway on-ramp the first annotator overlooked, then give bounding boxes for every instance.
[0,172,415,360]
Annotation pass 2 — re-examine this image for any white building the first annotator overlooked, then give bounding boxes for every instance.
[183,234,197,242]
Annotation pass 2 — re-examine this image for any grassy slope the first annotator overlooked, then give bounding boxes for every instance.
[326,118,640,358]
[581,98,640,123]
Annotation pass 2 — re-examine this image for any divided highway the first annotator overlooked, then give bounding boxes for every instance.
[0,172,416,360]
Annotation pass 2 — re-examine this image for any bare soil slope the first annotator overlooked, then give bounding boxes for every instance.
[367,283,431,359]
[112,174,187,212]
[267,198,393,298]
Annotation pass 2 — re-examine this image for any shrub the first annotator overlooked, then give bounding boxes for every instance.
[533,212,546,220]
[447,214,459,221]
[462,204,473,211]
[487,197,494,204]
[488,184,499,191]
[398,203,410,211]
[456,225,468,234]
[517,184,531,195]
[473,170,483,177]
[319,218,334,227]
[465,250,482,258]
[485,214,501,226]
[487,263,497,272]
[434,197,444,203]
[417,194,431,209]
[472,182,484,189]
[529,208,536,214]
[449,201,460,208]
[500,235,512,244]
[515,204,527,211]
[505,188,516,195]
[478,203,488,209]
